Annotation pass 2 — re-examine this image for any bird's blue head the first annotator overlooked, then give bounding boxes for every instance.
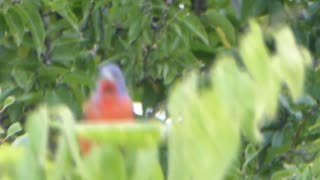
[97,64,129,97]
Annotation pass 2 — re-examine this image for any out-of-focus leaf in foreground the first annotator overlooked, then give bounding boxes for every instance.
[168,21,310,180]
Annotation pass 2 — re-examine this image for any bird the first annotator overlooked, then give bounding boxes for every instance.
[80,64,134,153]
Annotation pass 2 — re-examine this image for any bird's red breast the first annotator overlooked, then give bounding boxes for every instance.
[84,79,134,122]
[80,64,134,153]
[84,95,134,122]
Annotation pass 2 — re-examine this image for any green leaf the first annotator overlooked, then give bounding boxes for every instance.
[91,8,101,42]
[273,27,310,100]
[0,144,25,171]
[3,95,15,107]
[167,21,310,180]
[50,33,81,65]
[103,24,114,49]
[50,105,88,179]
[81,0,93,24]
[296,94,317,108]
[46,19,69,37]
[4,7,25,46]
[16,92,42,104]
[77,123,164,147]
[16,2,45,55]
[271,131,284,147]
[240,21,269,82]
[168,71,240,180]
[85,146,126,180]
[11,69,34,91]
[242,144,260,173]
[37,65,68,80]
[240,21,280,120]
[128,15,146,44]
[132,147,164,180]
[18,105,49,180]
[51,45,79,65]
[171,23,183,39]
[311,154,320,177]
[26,105,49,160]
[50,134,73,179]
[308,119,320,136]
[63,71,93,86]
[210,0,229,8]
[271,168,297,180]
[51,33,81,49]
[6,122,22,138]
[0,13,7,43]
[0,96,15,112]
[240,0,255,21]
[205,9,236,46]
[178,13,209,45]
[264,144,290,165]
[252,0,268,16]
[12,134,29,147]
[49,0,79,32]
[0,126,5,137]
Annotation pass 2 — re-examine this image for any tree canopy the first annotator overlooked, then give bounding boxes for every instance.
[0,0,320,179]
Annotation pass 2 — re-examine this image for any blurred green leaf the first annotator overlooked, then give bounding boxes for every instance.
[296,94,317,108]
[0,126,5,137]
[0,145,25,174]
[26,106,49,160]
[36,66,68,80]
[210,0,229,8]
[271,168,296,180]
[271,130,284,147]
[85,146,126,180]
[91,8,101,42]
[205,9,236,46]
[1,96,15,112]
[51,34,81,49]
[168,71,240,180]
[240,21,270,83]
[308,119,320,136]
[0,0,316,179]
[49,0,79,32]
[4,7,25,46]
[128,15,146,44]
[0,13,7,43]
[242,144,260,173]
[6,122,22,138]
[16,92,42,104]
[168,21,309,180]
[11,69,34,91]
[16,2,45,55]
[77,123,164,147]
[132,146,164,180]
[63,71,93,86]
[12,134,29,147]
[178,13,209,45]
[81,0,93,23]
[16,105,50,180]
[50,105,88,179]
[273,27,311,100]
[51,46,80,65]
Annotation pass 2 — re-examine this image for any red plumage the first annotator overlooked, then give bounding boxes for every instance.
[84,80,133,122]
[80,64,134,153]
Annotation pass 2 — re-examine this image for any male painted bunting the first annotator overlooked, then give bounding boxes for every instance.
[80,64,134,153]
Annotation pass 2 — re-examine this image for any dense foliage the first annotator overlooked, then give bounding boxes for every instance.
[0,0,319,179]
